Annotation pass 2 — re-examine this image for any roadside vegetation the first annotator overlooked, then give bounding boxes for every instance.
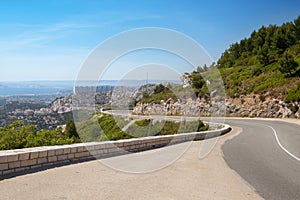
[285,83,300,102]
[138,83,200,104]
[0,120,80,150]
[78,114,209,142]
[126,118,209,137]
[0,114,209,150]
[139,84,178,103]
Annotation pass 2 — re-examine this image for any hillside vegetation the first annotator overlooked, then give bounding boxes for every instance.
[216,16,300,101]
[136,16,300,105]
[77,114,209,142]
[0,120,80,150]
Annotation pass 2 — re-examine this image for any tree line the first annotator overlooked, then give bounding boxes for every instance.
[217,15,300,77]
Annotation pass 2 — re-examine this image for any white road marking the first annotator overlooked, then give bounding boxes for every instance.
[266,125,300,162]
[122,119,137,131]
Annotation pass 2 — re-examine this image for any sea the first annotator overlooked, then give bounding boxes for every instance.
[0,81,74,97]
[0,80,180,97]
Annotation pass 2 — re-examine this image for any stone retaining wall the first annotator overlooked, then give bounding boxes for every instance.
[0,124,231,177]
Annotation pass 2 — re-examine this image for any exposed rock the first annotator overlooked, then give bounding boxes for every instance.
[131,84,156,102]
[51,96,72,114]
[180,73,191,88]
[133,94,300,119]
[133,98,212,116]
[50,84,157,113]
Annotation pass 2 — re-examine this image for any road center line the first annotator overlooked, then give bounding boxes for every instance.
[266,125,300,162]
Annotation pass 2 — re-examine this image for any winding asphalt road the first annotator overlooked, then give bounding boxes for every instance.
[100,111,300,199]
[222,119,300,200]
[4,108,298,199]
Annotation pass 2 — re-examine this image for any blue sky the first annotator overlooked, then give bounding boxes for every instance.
[0,0,299,81]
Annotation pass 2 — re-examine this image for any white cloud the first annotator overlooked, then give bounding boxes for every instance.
[0,22,97,52]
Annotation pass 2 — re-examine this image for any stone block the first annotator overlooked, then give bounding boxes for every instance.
[114,142,124,148]
[68,154,75,159]
[20,159,37,167]
[129,145,137,150]
[3,169,15,175]
[0,156,8,163]
[85,145,95,151]
[9,161,20,169]
[15,167,30,172]
[63,148,71,154]
[75,151,90,158]
[123,146,131,151]
[7,154,19,162]
[70,147,77,153]
[91,149,105,156]
[57,155,68,161]
[123,142,132,147]
[55,149,64,155]
[31,164,42,169]
[42,163,54,167]
[38,151,48,158]
[48,156,57,162]
[19,153,30,160]
[47,150,56,156]
[30,152,39,159]
[94,144,106,150]
[108,147,119,154]
[37,157,47,164]
[0,163,9,171]
[77,146,86,153]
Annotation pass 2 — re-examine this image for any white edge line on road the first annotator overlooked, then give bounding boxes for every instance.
[266,125,300,162]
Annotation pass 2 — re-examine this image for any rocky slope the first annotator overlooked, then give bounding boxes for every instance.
[51,96,72,114]
[50,83,300,118]
[133,94,300,118]
[50,84,157,113]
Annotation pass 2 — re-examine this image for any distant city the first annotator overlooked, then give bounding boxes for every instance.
[0,80,179,130]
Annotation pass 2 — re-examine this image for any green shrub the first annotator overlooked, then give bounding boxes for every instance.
[0,116,210,150]
[76,117,102,142]
[285,84,300,102]
[259,94,266,102]
[65,120,79,138]
[127,119,209,137]
[98,114,132,141]
[134,119,152,127]
[0,121,79,150]
[252,66,262,76]
[139,88,177,103]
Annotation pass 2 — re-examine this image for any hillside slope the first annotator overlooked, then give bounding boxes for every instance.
[133,16,300,118]
[217,15,300,101]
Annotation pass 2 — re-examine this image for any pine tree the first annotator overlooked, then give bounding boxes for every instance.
[65,120,79,138]
[294,15,300,40]
[279,51,299,77]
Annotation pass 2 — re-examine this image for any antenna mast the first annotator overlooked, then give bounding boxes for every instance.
[146,72,148,84]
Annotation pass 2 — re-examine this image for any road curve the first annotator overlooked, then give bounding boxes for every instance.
[0,126,263,200]
[222,118,300,200]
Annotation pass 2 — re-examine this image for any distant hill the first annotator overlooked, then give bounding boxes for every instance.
[216,15,300,102]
